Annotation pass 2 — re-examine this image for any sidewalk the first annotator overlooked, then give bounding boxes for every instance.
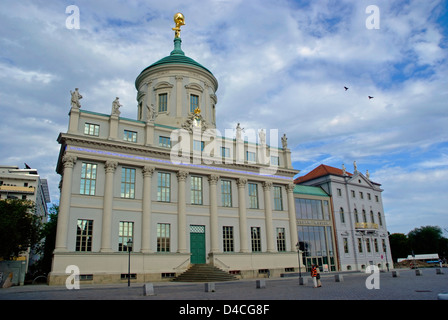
[0,268,447,301]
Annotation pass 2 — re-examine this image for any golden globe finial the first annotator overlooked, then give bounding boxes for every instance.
[172,12,185,38]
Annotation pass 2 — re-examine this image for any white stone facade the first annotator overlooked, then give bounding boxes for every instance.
[297,164,393,271]
[49,37,300,285]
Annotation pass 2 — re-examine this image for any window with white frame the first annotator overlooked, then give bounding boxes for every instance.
[76,219,93,252]
[223,226,234,252]
[221,179,232,207]
[157,223,171,252]
[123,130,137,143]
[157,172,171,202]
[158,93,168,112]
[191,176,203,205]
[118,221,133,252]
[248,183,258,209]
[251,227,262,252]
[84,123,99,136]
[121,167,136,199]
[80,163,97,195]
[273,186,283,210]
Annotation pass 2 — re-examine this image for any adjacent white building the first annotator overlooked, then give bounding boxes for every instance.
[0,165,51,275]
[295,163,393,271]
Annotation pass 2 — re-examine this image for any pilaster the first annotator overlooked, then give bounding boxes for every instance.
[176,170,188,253]
[141,166,155,253]
[54,155,77,252]
[237,178,249,253]
[100,160,117,252]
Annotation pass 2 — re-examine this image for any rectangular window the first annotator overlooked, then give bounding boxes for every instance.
[248,183,258,209]
[80,163,97,195]
[246,151,256,162]
[222,226,234,252]
[273,186,283,211]
[158,93,168,112]
[270,156,279,166]
[76,219,93,252]
[351,190,356,198]
[190,94,199,112]
[343,237,349,254]
[193,140,204,152]
[191,176,203,205]
[118,221,134,252]
[221,180,232,207]
[84,123,99,136]
[123,130,137,143]
[157,223,171,252]
[358,238,363,253]
[159,136,171,148]
[276,227,286,252]
[337,188,342,196]
[157,172,171,202]
[121,167,136,199]
[221,147,230,158]
[251,227,261,252]
[366,238,371,253]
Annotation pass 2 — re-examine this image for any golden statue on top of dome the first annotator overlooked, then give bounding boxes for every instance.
[172,12,185,38]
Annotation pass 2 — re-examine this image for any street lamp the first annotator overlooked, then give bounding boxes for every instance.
[127,238,133,287]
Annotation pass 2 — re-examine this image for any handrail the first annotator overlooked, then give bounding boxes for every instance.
[213,257,230,270]
[173,257,191,270]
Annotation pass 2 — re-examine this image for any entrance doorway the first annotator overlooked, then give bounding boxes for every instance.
[190,225,206,264]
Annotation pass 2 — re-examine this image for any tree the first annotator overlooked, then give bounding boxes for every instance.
[408,225,443,255]
[36,204,58,274]
[389,233,410,262]
[0,199,43,260]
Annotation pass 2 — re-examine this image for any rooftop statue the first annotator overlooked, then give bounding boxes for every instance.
[172,12,185,38]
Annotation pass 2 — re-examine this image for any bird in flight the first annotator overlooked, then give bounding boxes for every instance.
[344,86,349,91]
[368,96,374,99]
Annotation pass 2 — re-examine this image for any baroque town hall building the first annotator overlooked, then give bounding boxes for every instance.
[49,14,301,284]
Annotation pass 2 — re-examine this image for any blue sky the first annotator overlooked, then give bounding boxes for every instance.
[0,0,447,235]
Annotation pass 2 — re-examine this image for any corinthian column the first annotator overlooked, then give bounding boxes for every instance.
[262,181,276,252]
[141,166,154,253]
[237,178,249,252]
[208,174,220,253]
[177,170,188,253]
[101,160,117,252]
[286,183,298,251]
[54,155,76,252]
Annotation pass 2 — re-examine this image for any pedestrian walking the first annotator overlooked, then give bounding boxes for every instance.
[311,264,318,288]
[316,265,322,287]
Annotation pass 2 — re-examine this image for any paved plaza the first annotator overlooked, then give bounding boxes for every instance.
[1,268,447,301]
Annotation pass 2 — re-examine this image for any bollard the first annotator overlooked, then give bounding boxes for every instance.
[256,279,266,289]
[438,293,448,300]
[392,271,400,277]
[335,274,344,282]
[415,269,423,276]
[205,283,215,292]
[143,283,155,296]
[298,277,308,285]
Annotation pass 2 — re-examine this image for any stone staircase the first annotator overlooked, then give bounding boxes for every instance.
[173,264,238,282]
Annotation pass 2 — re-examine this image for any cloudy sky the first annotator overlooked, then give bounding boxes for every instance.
[1,0,447,235]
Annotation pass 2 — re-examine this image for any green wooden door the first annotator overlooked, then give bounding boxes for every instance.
[190,225,206,264]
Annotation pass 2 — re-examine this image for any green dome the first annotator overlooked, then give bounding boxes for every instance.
[140,38,213,75]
